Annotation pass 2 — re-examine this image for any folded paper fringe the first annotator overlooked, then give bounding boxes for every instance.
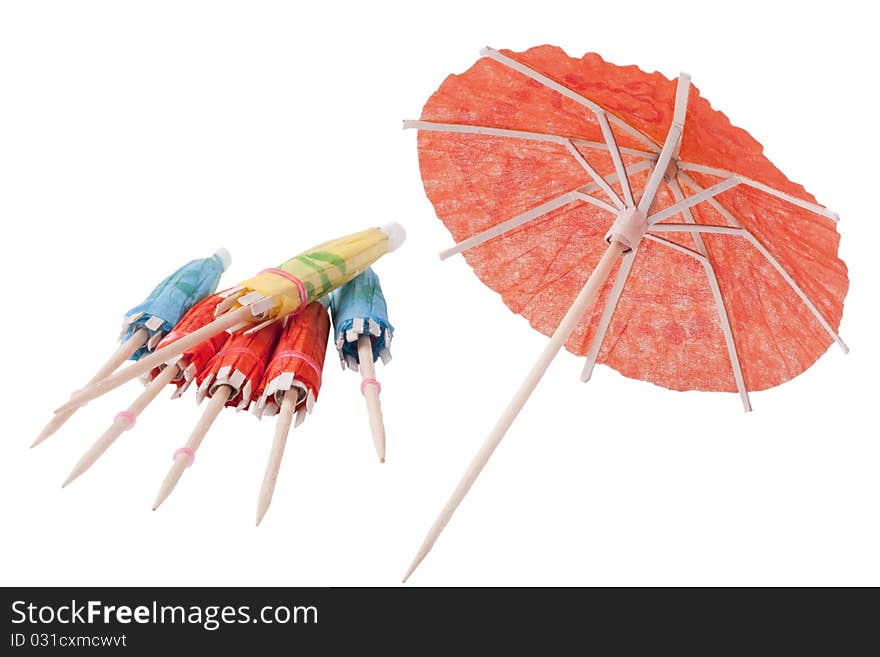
[196,365,256,411]
[253,375,313,427]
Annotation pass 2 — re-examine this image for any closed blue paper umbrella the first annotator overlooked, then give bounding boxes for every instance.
[33,248,231,447]
[121,249,231,359]
[330,267,394,462]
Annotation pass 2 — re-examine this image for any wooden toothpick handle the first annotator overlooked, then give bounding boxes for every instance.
[152,385,232,510]
[357,335,386,463]
[255,393,298,526]
[33,328,150,447]
[61,362,182,488]
[55,306,253,413]
[403,240,625,582]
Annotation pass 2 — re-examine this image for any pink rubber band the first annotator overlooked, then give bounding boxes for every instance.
[173,447,195,467]
[260,268,308,308]
[360,378,381,395]
[114,411,136,430]
[272,350,323,385]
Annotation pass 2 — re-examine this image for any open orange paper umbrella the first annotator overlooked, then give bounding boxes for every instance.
[403,45,849,579]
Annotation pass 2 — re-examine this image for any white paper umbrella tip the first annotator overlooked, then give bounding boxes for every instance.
[382,222,406,252]
[214,247,232,271]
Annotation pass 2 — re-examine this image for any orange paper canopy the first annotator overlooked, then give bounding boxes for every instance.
[416,45,847,394]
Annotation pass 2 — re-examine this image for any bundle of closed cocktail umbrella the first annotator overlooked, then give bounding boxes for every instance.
[33,224,404,525]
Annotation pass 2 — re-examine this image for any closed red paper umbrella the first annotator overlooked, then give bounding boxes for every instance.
[194,321,283,411]
[403,46,849,579]
[158,295,233,399]
[152,321,283,510]
[253,301,331,525]
[254,302,330,420]
[63,292,231,487]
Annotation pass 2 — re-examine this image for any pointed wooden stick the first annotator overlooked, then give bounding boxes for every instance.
[357,335,386,463]
[255,392,298,526]
[402,241,625,582]
[62,363,182,487]
[32,328,150,447]
[152,384,233,510]
[55,306,253,414]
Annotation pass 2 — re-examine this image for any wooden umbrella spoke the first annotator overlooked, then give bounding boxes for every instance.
[678,162,839,221]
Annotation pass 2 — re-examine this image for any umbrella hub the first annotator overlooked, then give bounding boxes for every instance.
[605,207,647,252]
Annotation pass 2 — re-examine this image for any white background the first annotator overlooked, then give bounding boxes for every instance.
[0,0,877,587]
